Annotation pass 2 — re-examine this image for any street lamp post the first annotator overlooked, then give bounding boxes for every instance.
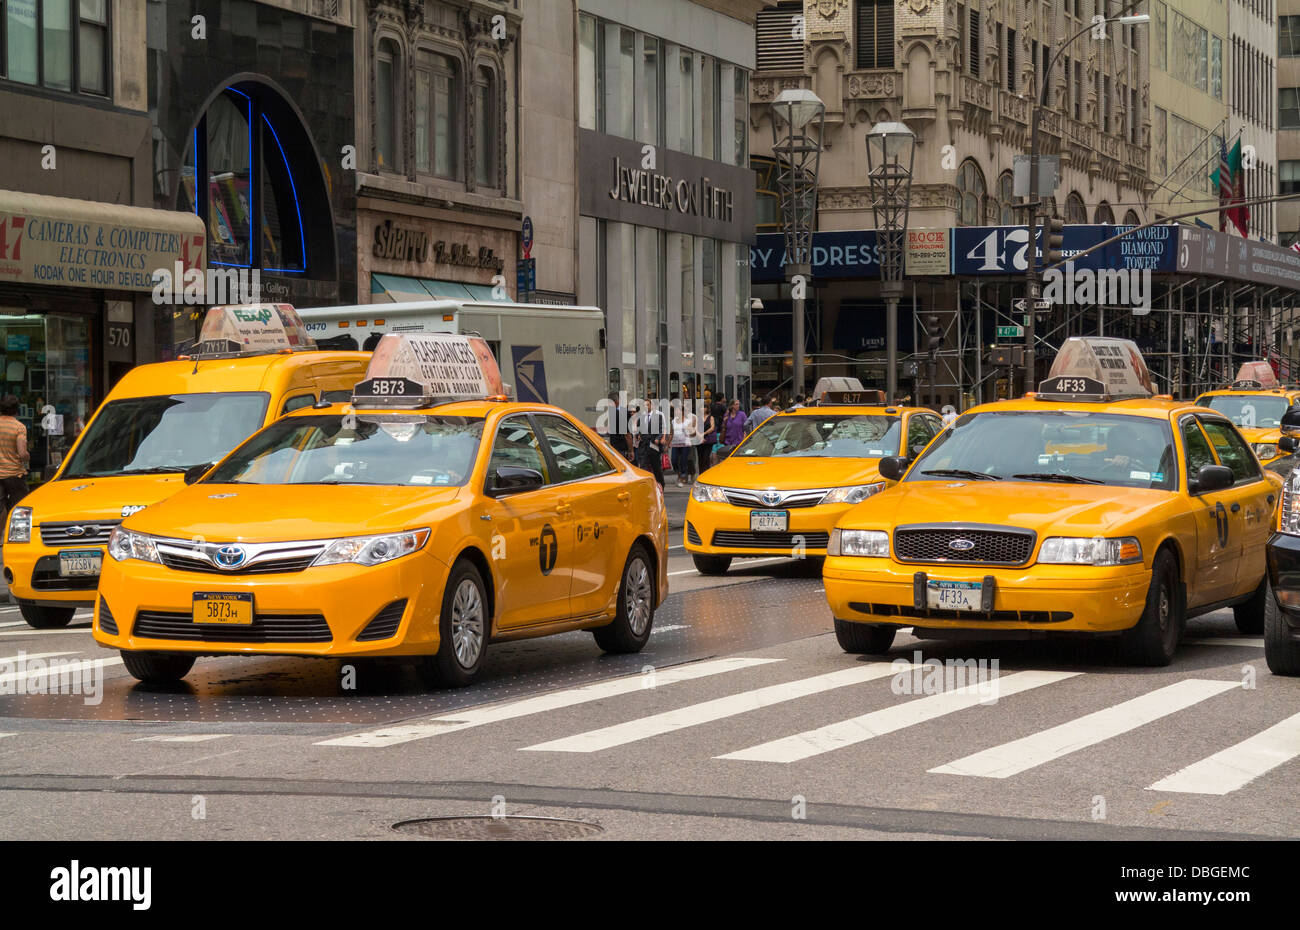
[866,121,916,404]
[1024,6,1150,394]
[771,89,825,400]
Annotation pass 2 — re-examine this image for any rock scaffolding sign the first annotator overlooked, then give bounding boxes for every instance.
[365,333,506,400]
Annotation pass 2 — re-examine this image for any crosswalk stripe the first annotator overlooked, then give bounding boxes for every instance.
[0,656,123,687]
[0,733,14,739]
[930,678,1239,779]
[315,656,782,748]
[132,734,231,743]
[1147,711,1300,795]
[718,669,1079,764]
[1183,637,1264,647]
[523,662,907,754]
[0,651,81,664]
[0,627,95,637]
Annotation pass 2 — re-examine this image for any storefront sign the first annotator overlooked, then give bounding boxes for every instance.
[750,229,951,282]
[373,219,430,263]
[1176,226,1300,288]
[0,190,205,292]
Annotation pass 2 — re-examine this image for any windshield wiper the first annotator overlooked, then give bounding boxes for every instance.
[1010,472,1105,485]
[115,466,193,476]
[301,479,388,485]
[921,468,1001,481]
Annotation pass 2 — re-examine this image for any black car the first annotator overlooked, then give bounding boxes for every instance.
[1264,406,1300,674]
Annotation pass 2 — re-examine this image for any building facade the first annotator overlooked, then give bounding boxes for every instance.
[1279,2,1300,247]
[574,0,766,407]
[1226,0,1277,242]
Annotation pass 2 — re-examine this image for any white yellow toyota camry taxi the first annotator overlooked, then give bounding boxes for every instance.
[92,333,668,688]
[825,337,1280,667]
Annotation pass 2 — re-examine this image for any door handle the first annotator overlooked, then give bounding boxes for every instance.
[617,491,631,504]
[1230,502,1241,513]
[556,502,573,515]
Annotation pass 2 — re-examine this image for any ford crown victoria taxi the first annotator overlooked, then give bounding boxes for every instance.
[91,333,668,688]
[1193,362,1300,466]
[684,399,945,574]
[824,338,1280,667]
[3,305,369,629]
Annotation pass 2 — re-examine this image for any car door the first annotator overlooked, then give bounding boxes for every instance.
[1197,416,1275,599]
[1180,416,1235,607]
[533,413,631,618]
[904,413,942,459]
[480,414,575,629]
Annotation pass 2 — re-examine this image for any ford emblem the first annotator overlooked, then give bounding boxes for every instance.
[213,545,248,569]
[65,526,87,538]
[761,491,783,506]
[949,538,976,552]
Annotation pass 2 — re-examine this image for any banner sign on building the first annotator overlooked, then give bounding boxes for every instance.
[750,229,951,282]
[950,225,1177,276]
[1176,226,1300,288]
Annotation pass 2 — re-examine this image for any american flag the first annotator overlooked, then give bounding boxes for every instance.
[1218,137,1233,233]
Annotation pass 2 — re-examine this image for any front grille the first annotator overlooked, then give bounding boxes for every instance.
[155,540,327,576]
[39,520,120,546]
[850,602,1073,624]
[97,597,119,636]
[132,611,332,643]
[156,551,319,575]
[357,600,407,642]
[686,522,702,545]
[711,530,830,549]
[721,487,829,509]
[894,526,1035,565]
[31,555,99,591]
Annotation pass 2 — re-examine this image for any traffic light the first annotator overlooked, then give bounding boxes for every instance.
[925,314,943,357]
[1044,217,1065,269]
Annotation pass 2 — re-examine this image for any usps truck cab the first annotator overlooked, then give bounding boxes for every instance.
[3,304,370,629]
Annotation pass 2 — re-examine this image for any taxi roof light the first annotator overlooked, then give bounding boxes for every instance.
[350,332,507,408]
[1231,361,1279,390]
[189,304,317,359]
[1035,337,1154,404]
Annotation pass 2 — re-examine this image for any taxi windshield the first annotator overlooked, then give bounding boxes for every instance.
[733,414,901,458]
[61,392,271,479]
[205,414,485,487]
[906,411,1177,490]
[1195,394,1290,429]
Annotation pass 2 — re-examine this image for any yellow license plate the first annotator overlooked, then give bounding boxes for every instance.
[192,593,254,625]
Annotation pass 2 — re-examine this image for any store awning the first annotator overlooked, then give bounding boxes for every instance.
[0,189,205,292]
[371,273,509,303]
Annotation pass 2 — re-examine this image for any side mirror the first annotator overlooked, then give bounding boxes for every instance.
[488,466,545,496]
[183,463,212,486]
[878,456,912,482]
[1189,463,1234,495]
[1280,435,1299,455]
[1282,405,1300,438]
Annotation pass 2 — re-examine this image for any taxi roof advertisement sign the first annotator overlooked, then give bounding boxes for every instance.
[196,304,314,353]
[1045,337,1154,398]
[367,333,506,399]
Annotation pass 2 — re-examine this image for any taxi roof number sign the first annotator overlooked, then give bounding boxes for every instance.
[820,390,887,406]
[1231,361,1278,391]
[353,333,506,407]
[193,304,315,357]
[1036,336,1154,402]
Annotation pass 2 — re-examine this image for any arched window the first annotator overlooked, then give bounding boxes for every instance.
[997,171,1016,225]
[1094,202,1116,224]
[415,51,462,180]
[1065,191,1087,224]
[474,65,499,189]
[1123,208,1141,226]
[376,39,400,171]
[957,160,986,226]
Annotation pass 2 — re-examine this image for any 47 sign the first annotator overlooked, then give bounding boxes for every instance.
[0,215,26,261]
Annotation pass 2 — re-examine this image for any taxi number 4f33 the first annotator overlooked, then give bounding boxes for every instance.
[750,510,788,532]
[927,580,983,612]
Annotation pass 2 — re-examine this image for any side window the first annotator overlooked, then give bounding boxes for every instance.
[536,414,610,483]
[486,417,549,490]
[1199,419,1263,483]
[320,389,353,404]
[282,394,317,415]
[906,415,938,456]
[1181,418,1216,477]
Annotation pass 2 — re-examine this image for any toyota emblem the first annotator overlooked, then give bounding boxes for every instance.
[213,545,248,569]
[948,538,976,552]
[761,491,783,506]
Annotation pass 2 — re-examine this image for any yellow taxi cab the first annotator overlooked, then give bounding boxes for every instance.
[824,337,1281,666]
[684,390,945,574]
[3,305,369,629]
[1193,361,1300,466]
[91,332,668,688]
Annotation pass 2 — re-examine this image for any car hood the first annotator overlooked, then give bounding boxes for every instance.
[839,480,1175,536]
[1238,426,1280,444]
[121,483,462,542]
[23,473,189,523]
[699,456,886,491]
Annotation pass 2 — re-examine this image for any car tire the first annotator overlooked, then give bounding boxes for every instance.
[1264,579,1300,675]
[691,553,731,575]
[1119,548,1183,667]
[418,560,489,689]
[833,618,896,655]
[1233,577,1268,634]
[19,602,75,629]
[593,543,656,654]
[120,651,196,684]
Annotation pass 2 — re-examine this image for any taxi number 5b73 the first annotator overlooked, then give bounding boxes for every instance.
[193,593,254,625]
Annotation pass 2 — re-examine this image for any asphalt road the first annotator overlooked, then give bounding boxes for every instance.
[1,485,1298,841]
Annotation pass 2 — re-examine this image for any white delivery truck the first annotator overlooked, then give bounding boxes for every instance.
[297,300,607,425]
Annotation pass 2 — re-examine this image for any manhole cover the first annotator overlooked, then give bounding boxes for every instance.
[391,816,604,840]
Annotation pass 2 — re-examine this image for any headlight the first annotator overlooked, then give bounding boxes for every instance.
[106,526,161,563]
[6,506,31,543]
[1253,443,1278,460]
[1038,536,1142,566]
[691,483,728,503]
[312,529,431,567]
[822,482,886,505]
[1281,470,1300,535]
[828,528,890,557]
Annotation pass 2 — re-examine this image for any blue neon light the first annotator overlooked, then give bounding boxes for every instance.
[261,113,307,273]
